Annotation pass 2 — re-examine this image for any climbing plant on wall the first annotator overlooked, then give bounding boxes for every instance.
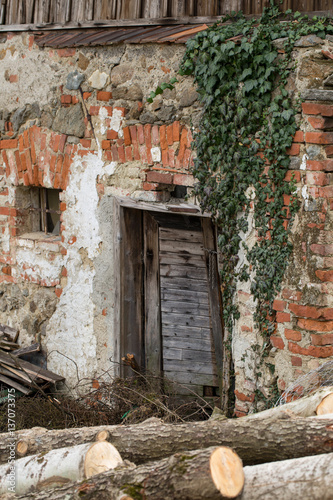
[177,2,333,345]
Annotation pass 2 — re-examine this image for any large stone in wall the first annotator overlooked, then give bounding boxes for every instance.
[323,73,333,87]
[66,70,85,91]
[88,70,109,90]
[179,88,199,108]
[299,57,333,86]
[112,84,143,101]
[294,35,324,47]
[111,64,134,85]
[52,104,85,138]
[11,103,41,132]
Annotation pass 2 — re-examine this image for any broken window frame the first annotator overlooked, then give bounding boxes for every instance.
[29,187,61,235]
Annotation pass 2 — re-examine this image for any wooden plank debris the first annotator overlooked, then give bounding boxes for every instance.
[0,324,64,396]
[0,351,65,383]
[12,342,41,358]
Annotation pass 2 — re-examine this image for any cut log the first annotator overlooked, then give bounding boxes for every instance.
[247,386,333,419]
[210,447,244,498]
[1,414,332,467]
[11,450,333,500]
[0,441,123,496]
[239,452,333,500]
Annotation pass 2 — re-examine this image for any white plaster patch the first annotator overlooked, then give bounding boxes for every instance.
[8,186,15,204]
[47,264,97,386]
[109,108,123,138]
[46,151,107,385]
[232,332,251,368]
[104,162,117,176]
[62,153,104,260]
[300,153,308,170]
[43,165,53,188]
[98,107,109,135]
[132,191,159,202]
[15,247,63,285]
[302,184,309,208]
[151,147,161,163]
[6,151,17,186]
[0,227,10,253]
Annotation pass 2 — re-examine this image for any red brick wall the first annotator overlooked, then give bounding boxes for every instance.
[235,101,333,414]
[0,93,196,287]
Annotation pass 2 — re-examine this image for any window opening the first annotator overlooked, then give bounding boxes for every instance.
[171,185,187,199]
[30,188,61,235]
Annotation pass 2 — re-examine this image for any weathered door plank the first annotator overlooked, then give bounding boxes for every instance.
[119,207,143,376]
[160,239,205,255]
[160,276,208,290]
[201,218,224,398]
[163,337,213,350]
[160,264,207,279]
[162,324,211,339]
[161,289,209,302]
[161,311,211,328]
[143,211,161,375]
[161,301,210,316]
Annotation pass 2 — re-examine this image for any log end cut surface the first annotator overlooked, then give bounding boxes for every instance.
[210,446,244,499]
[316,393,333,416]
[16,440,28,457]
[84,441,123,478]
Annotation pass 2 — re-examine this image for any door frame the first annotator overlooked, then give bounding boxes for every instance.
[113,196,226,400]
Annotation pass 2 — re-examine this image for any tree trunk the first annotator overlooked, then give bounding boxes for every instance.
[9,450,333,500]
[247,386,333,419]
[0,441,123,496]
[1,414,333,467]
[241,452,333,500]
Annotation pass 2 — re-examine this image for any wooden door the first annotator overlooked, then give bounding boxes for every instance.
[118,207,224,396]
[157,215,222,396]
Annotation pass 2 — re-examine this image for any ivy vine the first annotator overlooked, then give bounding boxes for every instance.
[177,2,333,347]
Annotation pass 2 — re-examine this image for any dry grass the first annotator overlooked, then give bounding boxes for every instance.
[0,372,216,432]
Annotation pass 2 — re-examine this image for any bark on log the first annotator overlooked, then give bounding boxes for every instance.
[241,452,333,500]
[10,450,333,500]
[1,414,332,467]
[0,441,123,496]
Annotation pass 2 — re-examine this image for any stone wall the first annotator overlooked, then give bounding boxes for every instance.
[0,30,332,409]
[0,32,199,387]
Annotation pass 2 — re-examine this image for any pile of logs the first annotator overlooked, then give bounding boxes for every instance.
[0,386,332,499]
